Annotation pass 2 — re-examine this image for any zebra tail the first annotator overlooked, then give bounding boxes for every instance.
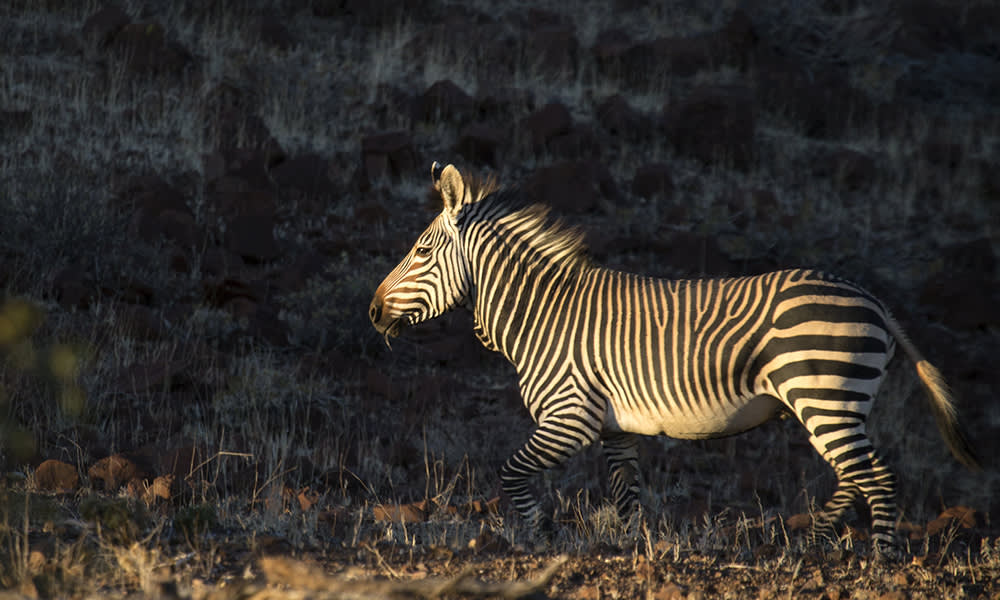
[887,314,982,470]
[914,359,981,470]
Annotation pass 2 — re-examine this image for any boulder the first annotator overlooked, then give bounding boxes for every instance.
[524,160,617,214]
[110,23,192,77]
[413,79,475,124]
[631,163,674,201]
[454,122,507,166]
[82,4,129,47]
[665,84,755,170]
[225,214,280,262]
[34,459,79,493]
[519,102,572,150]
[361,131,416,182]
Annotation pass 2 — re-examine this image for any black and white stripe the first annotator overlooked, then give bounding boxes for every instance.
[370,163,979,553]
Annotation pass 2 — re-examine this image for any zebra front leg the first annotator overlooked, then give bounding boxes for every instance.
[498,416,600,533]
[601,432,641,523]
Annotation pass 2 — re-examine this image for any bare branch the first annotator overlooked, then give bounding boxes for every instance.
[257,554,569,599]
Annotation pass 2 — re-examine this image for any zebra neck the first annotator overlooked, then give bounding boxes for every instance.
[469,247,586,363]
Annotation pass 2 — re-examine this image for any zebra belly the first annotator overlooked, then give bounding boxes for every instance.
[606,394,781,439]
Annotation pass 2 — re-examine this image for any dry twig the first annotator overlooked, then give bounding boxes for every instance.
[257,554,569,599]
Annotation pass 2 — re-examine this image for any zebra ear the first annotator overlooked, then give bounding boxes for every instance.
[433,163,465,218]
[430,161,446,185]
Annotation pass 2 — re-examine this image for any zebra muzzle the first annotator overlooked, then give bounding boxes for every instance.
[369,298,406,344]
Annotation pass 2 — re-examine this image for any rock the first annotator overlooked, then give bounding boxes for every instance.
[591,28,633,62]
[110,23,192,77]
[112,360,185,395]
[120,175,200,246]
[463,497,501,516]
[126,473,173,504]
[270,153,335,197]
[257,17,295,50]
[631,163,674,201]
[118,174,188,214]
[786,513,812,530]
[454,122,507,166]
[225,214,280,262]
[665,84,755,170]
[217,146,282,191]
[274,252,327,293]
[213,186,277,219]
[598,11,755,85]
[547,124,603,160]
[753,56,872,139]
[202,276,263,307]
[475,86,535,121]
[158,210,200,247]
[159,445,203,485]
[361,130,416,182]
[525,160,617,214]
[519,102,572,150]
[248,302,291,346]
[919,238,998,330]
[892,0,963,57]
[926,506,978,536]
[923,134,963,171]
[624,36,716,78]
[116,304,165,340]
[372,501,430,523]
[34,459,79,493]
[89,454,142,491]
[522,26,578,76]
[0,110,33,136]
[297,487,319,511]
[652,583,686,600]
[130,207,198,247]
[341,0,412,26]
[52,267,96,309]
[812,148,878,191]
[214,116,285,167]
[413,79,475,124]
[468,529,511,553]
[82,4,129,47]
[354,202,391,225]
[596,94,652,140]
[201,246,244,279]
[148,474,174,501]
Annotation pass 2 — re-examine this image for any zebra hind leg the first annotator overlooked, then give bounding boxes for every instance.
[808,428,901,559]
[845,450,899,560]
[601,432,641,526]
[806,479,860,550]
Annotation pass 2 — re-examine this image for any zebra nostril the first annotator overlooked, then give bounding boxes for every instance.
[369,300,382,324]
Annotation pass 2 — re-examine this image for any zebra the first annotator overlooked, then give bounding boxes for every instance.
[369,162,980,555]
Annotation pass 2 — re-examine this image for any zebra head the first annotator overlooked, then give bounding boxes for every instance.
[369,162,476,341]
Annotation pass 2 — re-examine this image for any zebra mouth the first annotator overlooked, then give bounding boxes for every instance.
[378,317,409,349]
[384,318,404,337]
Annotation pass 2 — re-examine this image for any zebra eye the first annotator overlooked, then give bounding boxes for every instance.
[415,246,432,256]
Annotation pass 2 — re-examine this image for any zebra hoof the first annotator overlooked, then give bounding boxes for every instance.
[872,540,903,563]
[537,514,556,537]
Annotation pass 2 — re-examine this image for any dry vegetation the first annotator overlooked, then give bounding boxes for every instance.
[0,0,998,597]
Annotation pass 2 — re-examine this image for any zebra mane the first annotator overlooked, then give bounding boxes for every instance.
[458,176,590,272]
